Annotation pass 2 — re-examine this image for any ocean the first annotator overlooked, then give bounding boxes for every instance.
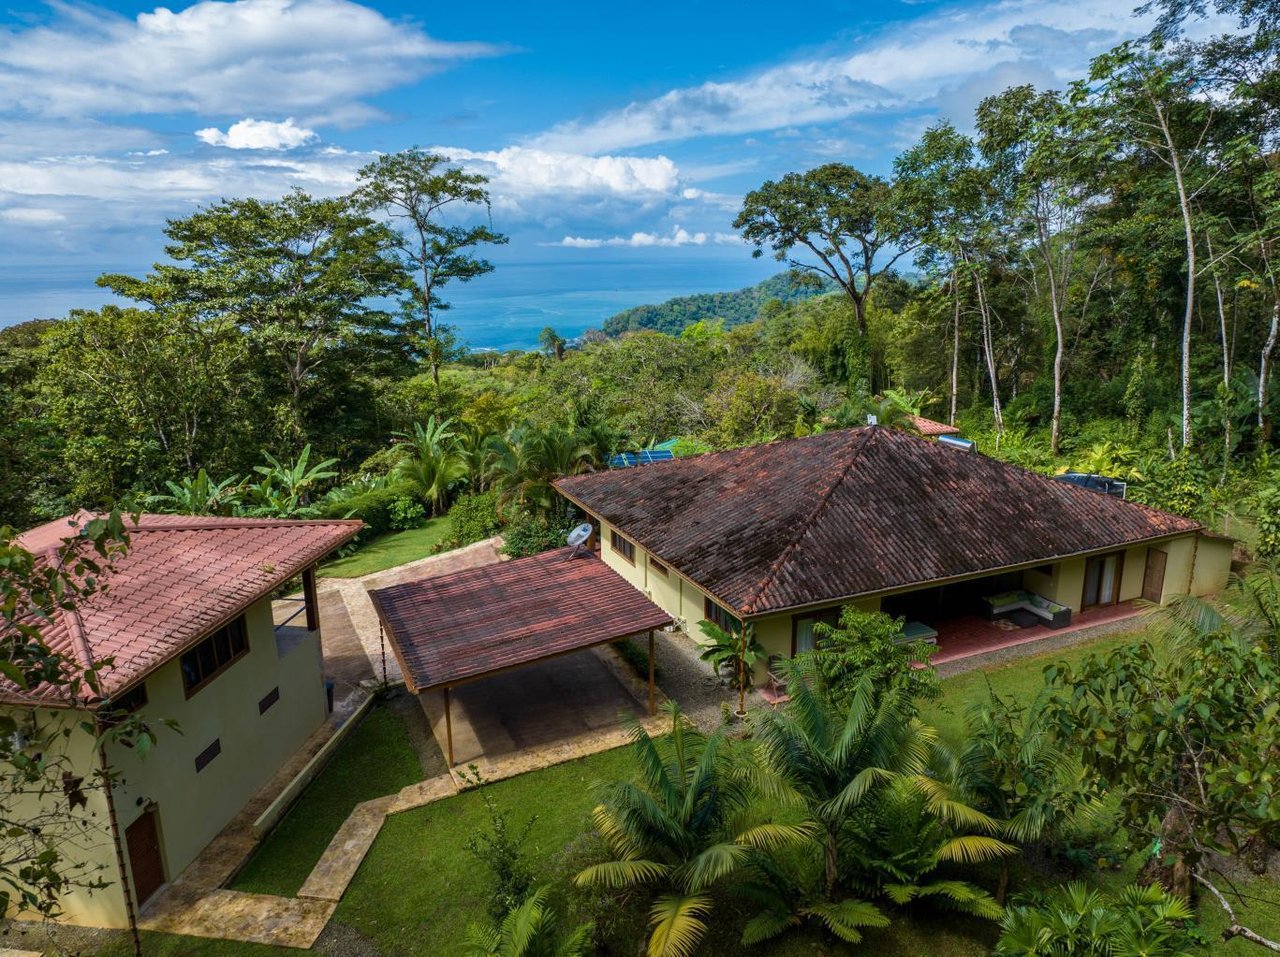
[0,255,781,351]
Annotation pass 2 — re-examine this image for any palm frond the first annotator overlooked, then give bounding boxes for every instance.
[646,893,712,957]
[801,898,890,944]
[936,834,1019,864]
[574,858,668,889]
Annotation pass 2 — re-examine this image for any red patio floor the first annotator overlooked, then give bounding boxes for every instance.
[930,601,1145,665]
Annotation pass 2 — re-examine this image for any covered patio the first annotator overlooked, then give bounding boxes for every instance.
[368,547,673,767]
[929,600,1144,665]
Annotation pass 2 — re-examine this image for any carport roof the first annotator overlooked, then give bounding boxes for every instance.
[367,547,673,693]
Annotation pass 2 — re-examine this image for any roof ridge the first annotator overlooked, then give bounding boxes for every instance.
[129,516,363,532]
[738,428,879,615]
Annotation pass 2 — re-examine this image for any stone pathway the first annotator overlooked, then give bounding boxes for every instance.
[316,537,505,688]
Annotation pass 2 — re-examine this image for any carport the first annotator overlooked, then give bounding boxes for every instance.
[367,547,673,765]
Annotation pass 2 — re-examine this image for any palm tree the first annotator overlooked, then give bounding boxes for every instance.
[147,469,242,516]
[1152,560,1280,664]
[394,445,469,516]
[487,425,595,518]
[395,415,458,460]
[996,883,1196,957]
[850,773,1012,920]
[463,888,590,957]
[751,660,930,902]
[575,704,797,957]
[949,688,1102,901]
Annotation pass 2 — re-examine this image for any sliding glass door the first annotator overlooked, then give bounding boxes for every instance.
[1082,552,1123,609]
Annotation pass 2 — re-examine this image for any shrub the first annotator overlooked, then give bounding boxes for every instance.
[387,496,426,531]
[613,636,661,683]
[450,490,503,545]
[806,607,939,712]
[1129,452,1207,518]
[500,514,575,558]
[996,883,1201,956]
[320,481,415,537]
[1254,478,1280,560]
[460,770,538,923]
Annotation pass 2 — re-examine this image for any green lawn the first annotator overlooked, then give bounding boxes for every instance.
[318,518,453,578]
[229,700,423,896]
[920,630,1144,744]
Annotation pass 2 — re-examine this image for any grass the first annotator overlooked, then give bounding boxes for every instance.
[228,700,423,897]
[318,517,452,578]
[333,747,638,955]
[920,629,1144,745]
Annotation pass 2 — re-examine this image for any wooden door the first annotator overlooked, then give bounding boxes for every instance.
[1142,548,1167,604]
[125,808,165,906]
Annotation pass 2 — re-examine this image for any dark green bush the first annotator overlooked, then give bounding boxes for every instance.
[1254,477,1280,559]
[388,496,426,531]
[500,513,576,558]
[320,481,415,537]
[449,490,503,545]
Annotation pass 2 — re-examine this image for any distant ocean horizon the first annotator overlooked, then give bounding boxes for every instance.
[0,255,781,352]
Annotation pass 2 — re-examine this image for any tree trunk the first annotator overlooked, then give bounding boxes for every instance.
[973,267,1004,432]
[949,269,961,426]
[1261,296,1278,443]
[824,825,840,901]
[1211,260,1231,481]
[1040,225,1066,456]
[1156,101,1196,449]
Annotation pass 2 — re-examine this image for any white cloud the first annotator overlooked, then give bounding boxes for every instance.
[0,0,501,122]
[196,118,317,150]
[529,0,1154,153]
[552,225,743,249]
[439,147,680,199]
[0,207,66,224]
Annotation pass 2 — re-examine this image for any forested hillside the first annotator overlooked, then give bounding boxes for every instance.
[600,271,836,335]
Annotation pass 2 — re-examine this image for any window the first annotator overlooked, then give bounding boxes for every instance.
[792,609,841,656]
[704,597,741,634]
[258,687,280,715]
[181,616,249,697]
[194,738,222,772]
[101,683,148,724]
[649,558,668,577]
[610,530,635,564]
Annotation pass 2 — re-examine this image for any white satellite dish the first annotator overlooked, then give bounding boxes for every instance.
[566,522,594,556]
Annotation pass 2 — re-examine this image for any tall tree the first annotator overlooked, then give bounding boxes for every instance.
[895,123,1007,430]
[1079,43,1221,448]
[39,306,257,506]
[356,150,508,387]
[734,164,917,390]
[977,86,1091,454]
[99,190,405,443]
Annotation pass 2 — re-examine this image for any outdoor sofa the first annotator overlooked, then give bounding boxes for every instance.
[982,589,1072,628]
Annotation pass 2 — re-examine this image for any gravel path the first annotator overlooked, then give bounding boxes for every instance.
[651,628,774,732]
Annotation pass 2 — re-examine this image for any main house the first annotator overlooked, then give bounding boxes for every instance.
[1,513,361,929]
[555,427,1233,666]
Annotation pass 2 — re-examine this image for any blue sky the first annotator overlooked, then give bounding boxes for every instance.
[0,0,1160,346]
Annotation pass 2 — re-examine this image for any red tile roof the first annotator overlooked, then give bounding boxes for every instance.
[3,514,363,706]
[910,415,961,436]
[555,427,1201,617]
[368,548,673,692]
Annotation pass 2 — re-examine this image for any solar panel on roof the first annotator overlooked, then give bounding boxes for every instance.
[608,448,676,468]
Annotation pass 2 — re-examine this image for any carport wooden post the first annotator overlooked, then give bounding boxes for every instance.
[444,686,454,766]
[648,630,656,716]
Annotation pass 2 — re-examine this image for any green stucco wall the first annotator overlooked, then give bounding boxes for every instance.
[4,595,327,929]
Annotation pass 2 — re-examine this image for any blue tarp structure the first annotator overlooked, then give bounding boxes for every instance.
[608,449,676,468]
